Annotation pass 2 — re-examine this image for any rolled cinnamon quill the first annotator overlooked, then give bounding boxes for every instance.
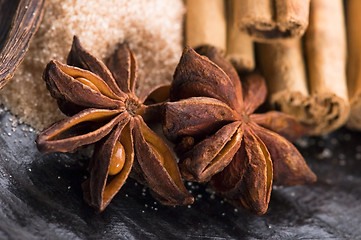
[257,40,312,126]
[304,0,349,134]
[235,0,310,42]
[226,0,254,71]
[258,0,349,135]
[185,0,226,52]
[346,0,361,129]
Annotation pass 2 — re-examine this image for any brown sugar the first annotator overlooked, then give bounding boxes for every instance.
[0,0,185,130]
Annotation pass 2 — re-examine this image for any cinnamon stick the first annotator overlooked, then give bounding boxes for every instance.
[226,0,254,71]
[346,0,361,129]
[258,0,349,135]
[304,0,349,134]
[235,0,310,42]
[257,40,312,124]
[185,0,226,52]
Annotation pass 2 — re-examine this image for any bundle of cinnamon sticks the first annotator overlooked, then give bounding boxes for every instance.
[185,0,361,135]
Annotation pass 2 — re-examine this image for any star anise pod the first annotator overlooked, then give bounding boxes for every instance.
[36,36,193,211]
[163,46,316,215]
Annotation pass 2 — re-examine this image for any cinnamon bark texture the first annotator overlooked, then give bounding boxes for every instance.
[226,0,254,71]
[304,0,349,134]
[258,0,349,135]
[186,0,226,51]
[346,0,361,129]
[235,0,310,42]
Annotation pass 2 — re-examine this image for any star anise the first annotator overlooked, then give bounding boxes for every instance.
[36,36,193,211]
[163,46,316,215]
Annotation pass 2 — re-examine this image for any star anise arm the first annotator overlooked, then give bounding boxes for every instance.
[82,119,133,212]
[139,84,170,104]
[171,47,242,111]
[180,121,243,182]
[252,124,317,186]
[195,45,243,108]
[132,117,193,206]
[44,60,124,115]
[239,130,273,215]
[251,111,311,141]
[163,97,238,141]
[212,129,273,215]
[67,36,125,98]
[137,84,170,123]
[107,43,138,94]
[211,144,248,196]
[36,109,128,153]
[242,73,267,114]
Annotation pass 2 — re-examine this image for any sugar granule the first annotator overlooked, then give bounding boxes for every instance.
[0,0,185,130]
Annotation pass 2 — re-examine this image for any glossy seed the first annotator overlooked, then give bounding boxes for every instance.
[75,77,100,92]
[108,141,126,175]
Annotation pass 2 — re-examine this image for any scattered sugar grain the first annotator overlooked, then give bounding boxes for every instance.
[339,159,346,166]
[330,138,338,145]
[295,138,308,148]
[317,148,332,160]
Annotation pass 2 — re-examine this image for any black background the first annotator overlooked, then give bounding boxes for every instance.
[1,106,361,239]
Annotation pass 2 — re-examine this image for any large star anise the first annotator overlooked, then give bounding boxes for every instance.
[163,46,316,215]
[36,36,193,211]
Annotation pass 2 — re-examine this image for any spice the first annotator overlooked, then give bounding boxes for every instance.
[346,0,361,129]
[235,0,310,42]
[226,0,255,71]
[0,0,185,130]
[0,0,44,89]
[36,36,193,211]
[303,0,349,134]
[163,46,316,215]
[186,0,226,52]
[257,0,350,135]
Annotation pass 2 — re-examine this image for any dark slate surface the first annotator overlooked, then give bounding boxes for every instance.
[1,105,361,240]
